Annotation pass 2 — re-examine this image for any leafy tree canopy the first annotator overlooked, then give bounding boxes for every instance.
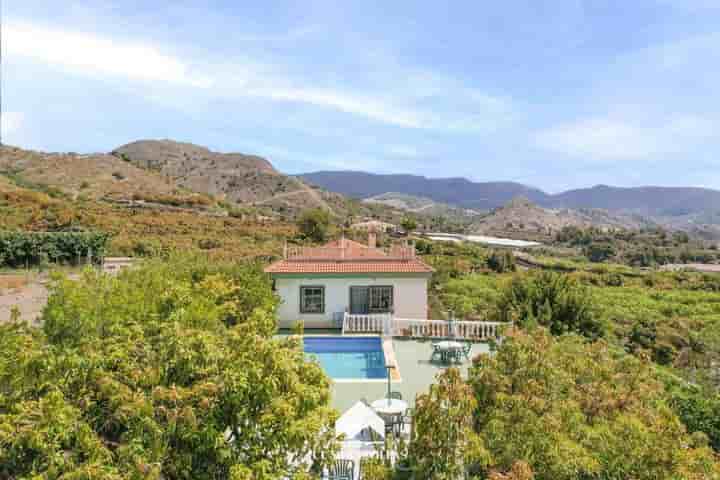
[0,255,338,479]
[495,271,605,340]
[296,208,331,243]
[468,329,720,480]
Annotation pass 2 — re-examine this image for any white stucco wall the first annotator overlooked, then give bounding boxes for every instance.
[273,275,429,329]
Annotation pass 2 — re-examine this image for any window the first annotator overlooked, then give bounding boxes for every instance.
[300,286,325,314]
[350,286,393,314]
[369,286,393,313]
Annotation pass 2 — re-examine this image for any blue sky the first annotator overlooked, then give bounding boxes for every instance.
[3,0,720,192]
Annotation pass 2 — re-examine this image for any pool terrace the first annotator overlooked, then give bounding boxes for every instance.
[331,337,490,411]
[286,331,492,411]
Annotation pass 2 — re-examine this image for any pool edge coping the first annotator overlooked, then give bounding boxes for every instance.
[299,334,403,384]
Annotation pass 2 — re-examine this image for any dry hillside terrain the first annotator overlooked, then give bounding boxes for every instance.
[0,145,215,208]
[114,140,338,214]
[470,197,656,239]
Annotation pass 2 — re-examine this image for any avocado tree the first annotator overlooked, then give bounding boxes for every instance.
[467,329,720,479]
[0,256,338,479]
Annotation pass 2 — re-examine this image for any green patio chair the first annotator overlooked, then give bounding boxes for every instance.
[389,391,403,400]
[327,459,355,480]
[462,342,472,359]
[431,343,441,360]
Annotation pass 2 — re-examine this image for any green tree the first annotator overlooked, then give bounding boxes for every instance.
[487,250,516,273]
[297,208,331,243]
[468,328,720,480]
[0,256,338,479]
[584,242,616,262]
[400,216,418,233]
[495,272,605,339]
[408,368,488,479]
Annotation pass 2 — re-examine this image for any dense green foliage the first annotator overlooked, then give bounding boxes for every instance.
[443,270,720,384]
[555,225,719,266]
[400,216,417,232]
[0,256,337,479]
[467,329,720,479]
[0,231,110,268]
[495,272,605,339]
[486,250,515,273]
[297,208,331,243]
[408,368,485,479]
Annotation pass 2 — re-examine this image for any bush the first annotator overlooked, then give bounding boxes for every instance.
[198,238,222,250]
[0,231,110,267]
[487,250,516,273]
[496,271,605,339]
[297,208,331,242]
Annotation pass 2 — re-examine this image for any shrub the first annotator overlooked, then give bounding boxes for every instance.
[297,208,331,242]
[0,231,110,267]
[495,271,605,339]
[487,250,516,273]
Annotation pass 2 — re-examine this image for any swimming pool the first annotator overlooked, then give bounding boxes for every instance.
[304,337,387,381]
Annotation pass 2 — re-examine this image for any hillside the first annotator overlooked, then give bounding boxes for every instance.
[113,140,336,214]
[469,197,656,239]
[300,171,549,210]
[363,192,482,218]
[299,170,720,235]
[0,145,215,208]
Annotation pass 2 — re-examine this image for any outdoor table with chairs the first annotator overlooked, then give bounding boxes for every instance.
[371,394,408,438]
[431,340,472,363]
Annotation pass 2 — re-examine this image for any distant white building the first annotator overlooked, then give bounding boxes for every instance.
[423,232,542,248]
[350,220,396,233]
[265,235,433,330]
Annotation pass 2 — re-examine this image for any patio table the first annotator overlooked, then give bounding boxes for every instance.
[434,340,464,363]
[371,398,408,416]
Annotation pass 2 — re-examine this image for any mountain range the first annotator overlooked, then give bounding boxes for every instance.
[2,140,719,238]
[299,171,720,217]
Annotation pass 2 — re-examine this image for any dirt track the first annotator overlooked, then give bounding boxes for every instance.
[0,274,50,325]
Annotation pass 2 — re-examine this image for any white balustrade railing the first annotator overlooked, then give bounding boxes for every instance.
[342,313,510,339]
[392,317,509,340]
[342,312,392,334]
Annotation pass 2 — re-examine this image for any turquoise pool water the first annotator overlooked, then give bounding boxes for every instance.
[304,337,386,380]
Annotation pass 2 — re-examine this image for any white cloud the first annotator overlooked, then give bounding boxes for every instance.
[4,19,513,134]
[4,20,214,88]
[246,87,424,129]
[533,115,714,161]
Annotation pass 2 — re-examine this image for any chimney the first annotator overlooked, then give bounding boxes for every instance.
[368,229,377,249]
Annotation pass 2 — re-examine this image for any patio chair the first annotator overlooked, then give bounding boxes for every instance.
[430,342,441,360]
[462,342,472,359]
[384,413,404,437]
[327,459,355,480]
[389,391,403,400]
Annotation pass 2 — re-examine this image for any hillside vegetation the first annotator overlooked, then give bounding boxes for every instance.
[470,197,655,239]
[0,256,338,478]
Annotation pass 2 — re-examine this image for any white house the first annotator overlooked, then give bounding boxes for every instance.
[265,235,433,330]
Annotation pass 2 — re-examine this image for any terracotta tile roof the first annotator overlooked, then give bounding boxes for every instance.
[265,259,433,274]
[265,239,434,275]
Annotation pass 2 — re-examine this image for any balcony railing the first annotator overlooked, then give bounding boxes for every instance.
[341,312,510,340]
[285,245,416,261]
